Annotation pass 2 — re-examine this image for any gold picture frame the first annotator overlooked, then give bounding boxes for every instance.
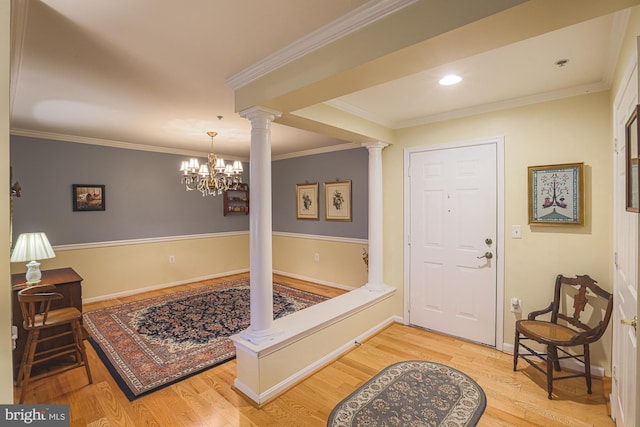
[324,180,352,221]
[528,163,584,225]
[296,183,319,220]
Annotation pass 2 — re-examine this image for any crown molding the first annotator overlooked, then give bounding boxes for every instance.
[324,99,395,128]
[226,0,418,90]
[602,9,630,88]
[394,82,610,129]
[10,128,250,161]
[272,141,363,161]
[10,0,29,117]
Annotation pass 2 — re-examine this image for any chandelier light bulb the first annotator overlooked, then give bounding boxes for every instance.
[179,131,243,196]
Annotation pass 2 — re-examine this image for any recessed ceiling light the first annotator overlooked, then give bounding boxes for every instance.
[439,74,462,86]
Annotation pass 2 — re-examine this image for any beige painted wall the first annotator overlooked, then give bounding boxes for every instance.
[10,234,250,300]
[272,234,368,288]
[385,91,614,373]
[0,0,13,404]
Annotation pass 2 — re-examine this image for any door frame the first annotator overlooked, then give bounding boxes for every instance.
[610,47,639,425]
[403,136,505,350]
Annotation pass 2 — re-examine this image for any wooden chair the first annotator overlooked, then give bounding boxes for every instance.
[16,284,92,403]
[513,274,613,399]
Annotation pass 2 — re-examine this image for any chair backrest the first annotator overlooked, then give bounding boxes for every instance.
[17,284,63,329]
[550,274,613,343]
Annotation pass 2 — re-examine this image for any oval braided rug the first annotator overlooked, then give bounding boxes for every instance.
[327,360,486,426]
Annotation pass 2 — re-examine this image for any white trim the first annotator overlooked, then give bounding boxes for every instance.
[272,142,363,161]
[403,136,505,350]
[324,99,395,129]
[225,0,418,90]
[10,128,249,161]
[9,0,29,117]
[82,269,250,304]
[394,83,609,129]
[273,231,367,245]
[504,343,606,378]
[327,82,610,131]
[11,128,361,162]
[273,269,357,292]
[52,231,249,252]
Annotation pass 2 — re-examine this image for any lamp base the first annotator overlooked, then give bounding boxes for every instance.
[25,260,42,285]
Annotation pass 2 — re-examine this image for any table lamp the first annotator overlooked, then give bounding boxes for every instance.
[10,232,56,285]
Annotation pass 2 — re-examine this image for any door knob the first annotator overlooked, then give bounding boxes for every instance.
[477,252,493,259]
[621,315,637,331]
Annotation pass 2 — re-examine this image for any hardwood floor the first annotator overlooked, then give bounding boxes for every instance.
[15,274,613,426]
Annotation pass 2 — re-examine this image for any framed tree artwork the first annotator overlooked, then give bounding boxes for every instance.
[296,183,319,220]
[528,163,584,225]
[324,180,352,221]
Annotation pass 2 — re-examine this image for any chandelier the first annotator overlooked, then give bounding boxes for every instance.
[179,131,243,196]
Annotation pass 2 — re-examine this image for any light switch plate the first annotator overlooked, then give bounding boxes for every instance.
[512,225,522,239]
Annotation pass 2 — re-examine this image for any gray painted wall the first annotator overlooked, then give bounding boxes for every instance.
[10,136,249,245]
[272,148,368,239]
[11,137,369,245]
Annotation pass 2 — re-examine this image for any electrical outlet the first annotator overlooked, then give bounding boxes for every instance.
[314,253,320,262]
[169,255,175,264]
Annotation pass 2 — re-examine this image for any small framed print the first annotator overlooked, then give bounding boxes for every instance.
[528,163,584,225]
[73,184,105,211]
[324,180,352,221]
[296,183,319,220]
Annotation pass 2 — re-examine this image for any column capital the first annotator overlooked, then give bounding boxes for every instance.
[362,141,389,151]
[240,106,282,122]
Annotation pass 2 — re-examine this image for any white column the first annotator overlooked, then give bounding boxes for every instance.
[239,106,282,343]
[362,141,388,291]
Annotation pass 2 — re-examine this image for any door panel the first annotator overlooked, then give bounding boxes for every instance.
[409,142,497,346]
[612,61,638,427]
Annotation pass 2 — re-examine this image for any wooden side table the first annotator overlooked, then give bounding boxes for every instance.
[11,267,83,379]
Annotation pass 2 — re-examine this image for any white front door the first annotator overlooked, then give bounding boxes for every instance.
[611,60,638,427]
[408,140,498,346]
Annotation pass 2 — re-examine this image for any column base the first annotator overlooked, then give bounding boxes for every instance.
[364,282,389,292]
[238,326,283,345]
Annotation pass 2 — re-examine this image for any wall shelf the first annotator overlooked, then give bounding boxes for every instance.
[224,183,249,215]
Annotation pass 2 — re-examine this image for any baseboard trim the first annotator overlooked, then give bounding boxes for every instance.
[82,268,250,304]
[273,269,357,291]
[503,342,606,378]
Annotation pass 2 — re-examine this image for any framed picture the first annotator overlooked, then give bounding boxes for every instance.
[324,180,352,221]
[296,183,319,220]
[73,184,105,211]
[626,105,639,212]
[528,163,584,225]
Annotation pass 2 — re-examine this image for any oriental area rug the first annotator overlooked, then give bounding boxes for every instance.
[327,360,486,427]
[83,278,328,400]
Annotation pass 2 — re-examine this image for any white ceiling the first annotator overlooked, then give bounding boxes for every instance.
[9,0,632,159]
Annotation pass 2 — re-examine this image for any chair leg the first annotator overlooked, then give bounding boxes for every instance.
[19,329,40,404]
[16,329,33,387]
[584,344,592,394]
[552,346,561,371]
[71,320,93,384]
[546,344,555,399]
[513,330,520,371]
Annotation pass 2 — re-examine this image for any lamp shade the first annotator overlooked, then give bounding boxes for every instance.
[10,232,56,263]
